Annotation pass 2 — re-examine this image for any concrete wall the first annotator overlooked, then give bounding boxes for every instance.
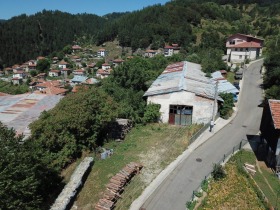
[227,48,258,63]
[147,91,216,124]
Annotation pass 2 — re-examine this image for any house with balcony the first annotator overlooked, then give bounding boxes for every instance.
[226,33,264,63]
[164,44,180,57]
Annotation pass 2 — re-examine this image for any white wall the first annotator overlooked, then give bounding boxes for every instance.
[228,48,258,63]
[147,91,216,124]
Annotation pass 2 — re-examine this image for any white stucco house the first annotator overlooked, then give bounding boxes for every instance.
[49,70,61,77]
[164,44,180,57]
[226,33,264,63]
[144,61,222,125]
[97,49,107,57]
[58,60,69,69]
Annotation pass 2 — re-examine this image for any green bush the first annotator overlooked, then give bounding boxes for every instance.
[212,164,226,180]
[219,92,234,119]
[186,200,197,210]
[194,191,203,198]
[143,103,161,123]
[201,179,209,192]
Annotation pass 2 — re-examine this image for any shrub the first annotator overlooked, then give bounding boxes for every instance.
[212,164,226,180]
[186,200,197,210]
[201,179,209,192]
[219,92,234,119]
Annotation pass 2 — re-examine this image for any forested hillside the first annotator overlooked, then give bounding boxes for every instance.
[1,0,280,68]
[0,10,106,66]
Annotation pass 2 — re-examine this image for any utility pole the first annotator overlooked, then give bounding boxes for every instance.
[212,81,219,121]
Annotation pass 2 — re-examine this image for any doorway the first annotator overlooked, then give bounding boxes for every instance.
[169,105,193,126]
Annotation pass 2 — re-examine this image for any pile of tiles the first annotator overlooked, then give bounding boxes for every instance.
[95,162,143,210]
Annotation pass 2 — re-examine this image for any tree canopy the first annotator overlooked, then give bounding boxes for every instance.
[29,87,118,169]
[0,122,61,210]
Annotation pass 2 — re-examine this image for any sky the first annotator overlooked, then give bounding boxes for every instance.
[0,0,171,20]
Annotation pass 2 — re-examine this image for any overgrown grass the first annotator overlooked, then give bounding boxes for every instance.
[198,150,280,209]
[72,123,202,209]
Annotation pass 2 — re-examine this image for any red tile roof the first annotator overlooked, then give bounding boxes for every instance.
[102,63,110,66]
[58,60,68,65]
[50,70,60,73]
[97,69,112,75]
[37,56,45,60]
[228,41,262,48]
[72,45,82,50]
[99,48,106,51]
[269,100,280,129]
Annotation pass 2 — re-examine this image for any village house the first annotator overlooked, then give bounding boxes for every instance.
[58,60,69,69]
[87,63,96,69]
[34,80,67,95]
[144,61,222,125]
[72,45,82,52]
[36,56,45,61]
[71,75,88,85]
[71,55,81,63]
[0,71,3,77]
[13,70,25,79]
[102,63,111,70]
[113,59,124,67]
[96,68,112,79]
[73,69,86,76]
[97,48,107,57]
[11,77,23,85]
[49,70,61,77]
[28,60,37,70]
[164,44,180,57]
[20,64,29,72]
[4,67,13,75]
[226,33,264,63]
[52,57,59,64]
[61,68,71,76]
[144,50,157,58]
[36,73,47,80]
[260,99,280,174]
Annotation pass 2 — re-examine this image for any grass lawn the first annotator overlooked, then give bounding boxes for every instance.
[70,123,202,210]
[198,150,280,209]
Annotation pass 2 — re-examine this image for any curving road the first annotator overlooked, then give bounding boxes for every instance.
[141,60,264,210]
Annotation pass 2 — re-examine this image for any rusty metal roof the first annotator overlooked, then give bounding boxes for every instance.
[144,61,222,101]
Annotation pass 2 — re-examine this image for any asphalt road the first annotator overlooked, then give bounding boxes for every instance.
[142,60,264,210]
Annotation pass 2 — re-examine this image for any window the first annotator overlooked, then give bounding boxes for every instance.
[245,48,248,51]
[240,48,243,51]
[235,48,238,51]
[229,40,235,45]
[239,55,242,59]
